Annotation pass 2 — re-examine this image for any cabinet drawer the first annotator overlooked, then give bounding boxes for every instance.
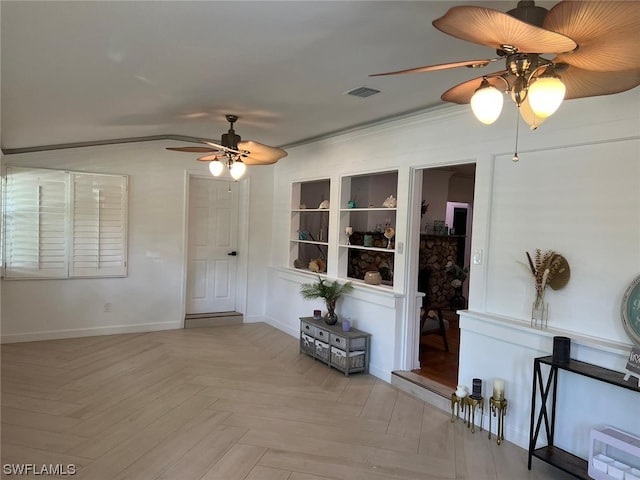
[314,327,329,342]
[330,333,365,351]
[301,321,314,335]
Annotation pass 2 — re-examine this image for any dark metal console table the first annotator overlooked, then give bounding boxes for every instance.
[528,355,640,479]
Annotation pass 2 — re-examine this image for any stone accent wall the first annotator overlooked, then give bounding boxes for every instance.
[419,235,462,306]
[347,232,394,283]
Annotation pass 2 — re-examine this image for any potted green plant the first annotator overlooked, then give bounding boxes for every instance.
[300,275,353,325]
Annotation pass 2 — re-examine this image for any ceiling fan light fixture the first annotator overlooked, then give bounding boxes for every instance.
[527,74,566,118]
[515,94,547,130]
[470,78,504,125]
[229,159,246,180]
[209,159,224,176]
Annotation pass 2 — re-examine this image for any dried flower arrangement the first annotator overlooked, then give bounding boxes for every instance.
[524,249,570,326]
[525,249,570,296]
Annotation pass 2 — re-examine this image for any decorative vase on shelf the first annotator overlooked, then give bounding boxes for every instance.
[325,300,338,325]
[531,291,548,328]
[364,271,382,285]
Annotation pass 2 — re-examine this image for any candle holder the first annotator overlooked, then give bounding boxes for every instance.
[345,226,353,245]
[488,397,508,445]
[463,396,484,433]
[450,392,466,422]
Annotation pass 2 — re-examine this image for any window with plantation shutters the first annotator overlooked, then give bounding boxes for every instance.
[4,167,69,278]
[70,173,127,277]
[3,167,128,279]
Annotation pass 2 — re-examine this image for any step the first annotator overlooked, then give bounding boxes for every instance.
[391,370,451,413]
[184,312,243,329]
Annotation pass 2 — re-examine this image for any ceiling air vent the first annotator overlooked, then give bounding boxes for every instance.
[345,86,381,98]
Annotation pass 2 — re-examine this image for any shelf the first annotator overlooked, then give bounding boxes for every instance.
[339,244,394,253]
[536,355,640,393]
[528,356,640,479]
[532,446,589,479]
[292,208,329,212]
[340,207,397,212]
[292,239,329,246]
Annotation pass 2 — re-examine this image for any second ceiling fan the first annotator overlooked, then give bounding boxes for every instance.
[371,1,640,131]
[167,114,288,179]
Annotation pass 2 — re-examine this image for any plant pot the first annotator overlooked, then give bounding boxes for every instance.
[324,311,338,325]
[325,300,338,325]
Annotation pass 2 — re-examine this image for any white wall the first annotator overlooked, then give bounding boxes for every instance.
[2,88,638,458]
[1,141,275,340]
[264,90,640,455]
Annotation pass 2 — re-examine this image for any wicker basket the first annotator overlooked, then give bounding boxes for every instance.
[330,347,365,369]
[315,339,330,361]
[300,333,314,356]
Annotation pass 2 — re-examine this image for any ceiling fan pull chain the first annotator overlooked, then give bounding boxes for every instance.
[513,107,521,162]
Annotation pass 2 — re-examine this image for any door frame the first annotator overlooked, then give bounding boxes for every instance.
[402,162,476,371]
[180,171,250,326]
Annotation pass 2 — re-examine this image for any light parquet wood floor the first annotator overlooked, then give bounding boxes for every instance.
[1,323,574,479]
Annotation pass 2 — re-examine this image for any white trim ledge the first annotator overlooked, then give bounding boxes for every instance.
[460,310,633,360]
[275,267,403,309]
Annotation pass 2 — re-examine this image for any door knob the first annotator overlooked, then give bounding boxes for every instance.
[227,251,237,256]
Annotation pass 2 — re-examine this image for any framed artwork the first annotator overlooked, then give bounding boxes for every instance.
[621,275,640,346]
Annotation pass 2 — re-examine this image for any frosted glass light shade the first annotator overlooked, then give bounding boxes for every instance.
[515,94,547,130]
[209,160,224,176]
[470,85,504,125]
[528,76,566,118]
[230,160,246,180]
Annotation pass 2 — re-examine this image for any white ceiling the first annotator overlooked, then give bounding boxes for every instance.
[2,1,560,152]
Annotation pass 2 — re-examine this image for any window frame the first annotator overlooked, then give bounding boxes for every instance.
[2,166,128,280]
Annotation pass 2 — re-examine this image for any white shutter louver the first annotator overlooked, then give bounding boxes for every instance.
[4,167,69,278]
[3,167,128,280]
[71,173,127,277]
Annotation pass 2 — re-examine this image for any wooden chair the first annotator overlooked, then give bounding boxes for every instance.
[419,306,449,352]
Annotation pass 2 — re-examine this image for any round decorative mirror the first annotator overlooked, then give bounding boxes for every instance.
[621,275,640,346]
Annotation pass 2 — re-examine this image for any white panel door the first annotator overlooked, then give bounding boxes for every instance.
[186,177,238,314]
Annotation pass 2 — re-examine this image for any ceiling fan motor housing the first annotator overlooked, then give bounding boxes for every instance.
[507,1,548,27]
[221,132,241,150]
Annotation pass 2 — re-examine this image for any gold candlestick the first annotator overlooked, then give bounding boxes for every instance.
[463,396,484,433]
[450,393,465,422]
[489,397,508,445]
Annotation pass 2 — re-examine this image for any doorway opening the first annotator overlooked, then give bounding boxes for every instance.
[413,164,476,392]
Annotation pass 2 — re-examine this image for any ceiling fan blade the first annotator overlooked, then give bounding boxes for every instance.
[370,59,498,76]
[237,140,288,165]
[433,6,576,54]
[197,154,224,162]
[441,71,508,104]
[560,67,640,100]
[166,146,217,153]
[544,1,640,72]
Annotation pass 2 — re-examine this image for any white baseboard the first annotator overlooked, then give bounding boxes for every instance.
[1,321,183,344]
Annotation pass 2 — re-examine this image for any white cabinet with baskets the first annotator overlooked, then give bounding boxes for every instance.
[299,316,371,376]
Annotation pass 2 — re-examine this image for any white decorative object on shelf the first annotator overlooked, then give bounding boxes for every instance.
[382,195,396,208]
[318,199,330,209]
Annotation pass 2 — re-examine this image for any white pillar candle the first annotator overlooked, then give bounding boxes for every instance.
[493,379,505,400]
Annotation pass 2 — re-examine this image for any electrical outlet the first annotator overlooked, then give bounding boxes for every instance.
[103,302,112,313]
